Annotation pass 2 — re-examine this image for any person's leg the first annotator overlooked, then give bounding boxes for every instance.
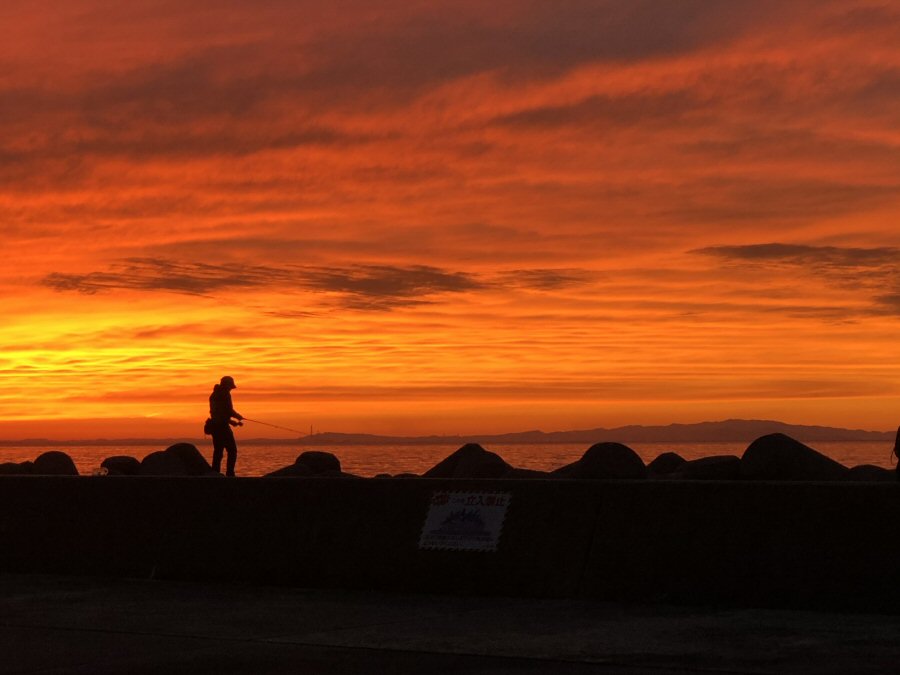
[226,445,237,476]
[211,431,224,473]
[224,428,238,477]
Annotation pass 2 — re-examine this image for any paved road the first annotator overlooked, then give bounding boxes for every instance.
[1,574,899,674]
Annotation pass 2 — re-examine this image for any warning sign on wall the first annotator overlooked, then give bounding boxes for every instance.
[419,491,511,552]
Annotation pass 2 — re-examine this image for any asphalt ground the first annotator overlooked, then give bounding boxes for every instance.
[1,574,899,674]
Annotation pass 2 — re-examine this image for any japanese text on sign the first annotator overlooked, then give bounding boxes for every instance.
[419,491,511,552]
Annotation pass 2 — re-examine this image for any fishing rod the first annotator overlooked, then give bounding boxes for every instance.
[241,417,310,436]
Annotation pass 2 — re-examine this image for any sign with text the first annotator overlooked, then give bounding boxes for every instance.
[419,491,511,552]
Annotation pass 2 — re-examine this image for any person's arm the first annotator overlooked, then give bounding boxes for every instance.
[229,405,243,426]
[225,392,243,423]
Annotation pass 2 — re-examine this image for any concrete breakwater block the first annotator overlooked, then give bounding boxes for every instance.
[647,452,686,477]
[673,455,742,480]
[423,443,511,479]
[553,442,646,479]
[846,464,895,482]
[741,433,848,481]
[140,450,190,476]
[0,460,34,475]
[294,450,341,473]
[101,455,141,476]
[164,443,214,476]
[33,451,79,476]
[421,444,552,479]
[138,444,216,477]
[31,450,78,476]
[264,451,350,477]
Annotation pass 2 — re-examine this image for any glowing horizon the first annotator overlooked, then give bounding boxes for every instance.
[3,1,900,439]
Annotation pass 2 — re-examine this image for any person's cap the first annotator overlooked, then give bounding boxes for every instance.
[220,375,237,389]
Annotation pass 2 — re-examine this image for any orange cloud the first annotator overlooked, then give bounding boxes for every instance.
[3,1,900,438]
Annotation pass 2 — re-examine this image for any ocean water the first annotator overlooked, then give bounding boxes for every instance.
[1,440,896,477]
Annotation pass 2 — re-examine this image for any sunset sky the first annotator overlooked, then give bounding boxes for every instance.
[3,1,900,439]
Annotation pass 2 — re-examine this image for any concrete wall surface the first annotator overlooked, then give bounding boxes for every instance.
[0,477,897,610]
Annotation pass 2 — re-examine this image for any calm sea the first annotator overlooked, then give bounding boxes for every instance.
[1,441,896,477]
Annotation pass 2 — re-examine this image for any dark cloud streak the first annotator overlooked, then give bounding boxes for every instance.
[694,243,898,267]
[498,268,595,290]
[488,91,703,130]
[694,242,900,317]
[41,258,591,311]
[43,258,292,296]
[298,0,770,92]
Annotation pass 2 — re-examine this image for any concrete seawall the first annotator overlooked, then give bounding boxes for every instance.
[1,477,898,610]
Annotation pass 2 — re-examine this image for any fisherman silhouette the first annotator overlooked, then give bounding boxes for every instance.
[208,376,243,476]
[894,425,900,481]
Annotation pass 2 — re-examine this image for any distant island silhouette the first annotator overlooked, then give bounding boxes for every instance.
[0,418,892,446]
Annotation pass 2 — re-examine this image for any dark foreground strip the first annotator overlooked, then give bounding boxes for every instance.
[0,622,768,675]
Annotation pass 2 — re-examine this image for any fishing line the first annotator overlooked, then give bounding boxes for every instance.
[241,417,308,435]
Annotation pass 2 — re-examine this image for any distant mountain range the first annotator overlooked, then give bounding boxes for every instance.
[3,419,893,446]
[298,419,894,445]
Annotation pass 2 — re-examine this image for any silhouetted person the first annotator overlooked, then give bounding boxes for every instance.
[894,425,900,481]
[209,376,243,476]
